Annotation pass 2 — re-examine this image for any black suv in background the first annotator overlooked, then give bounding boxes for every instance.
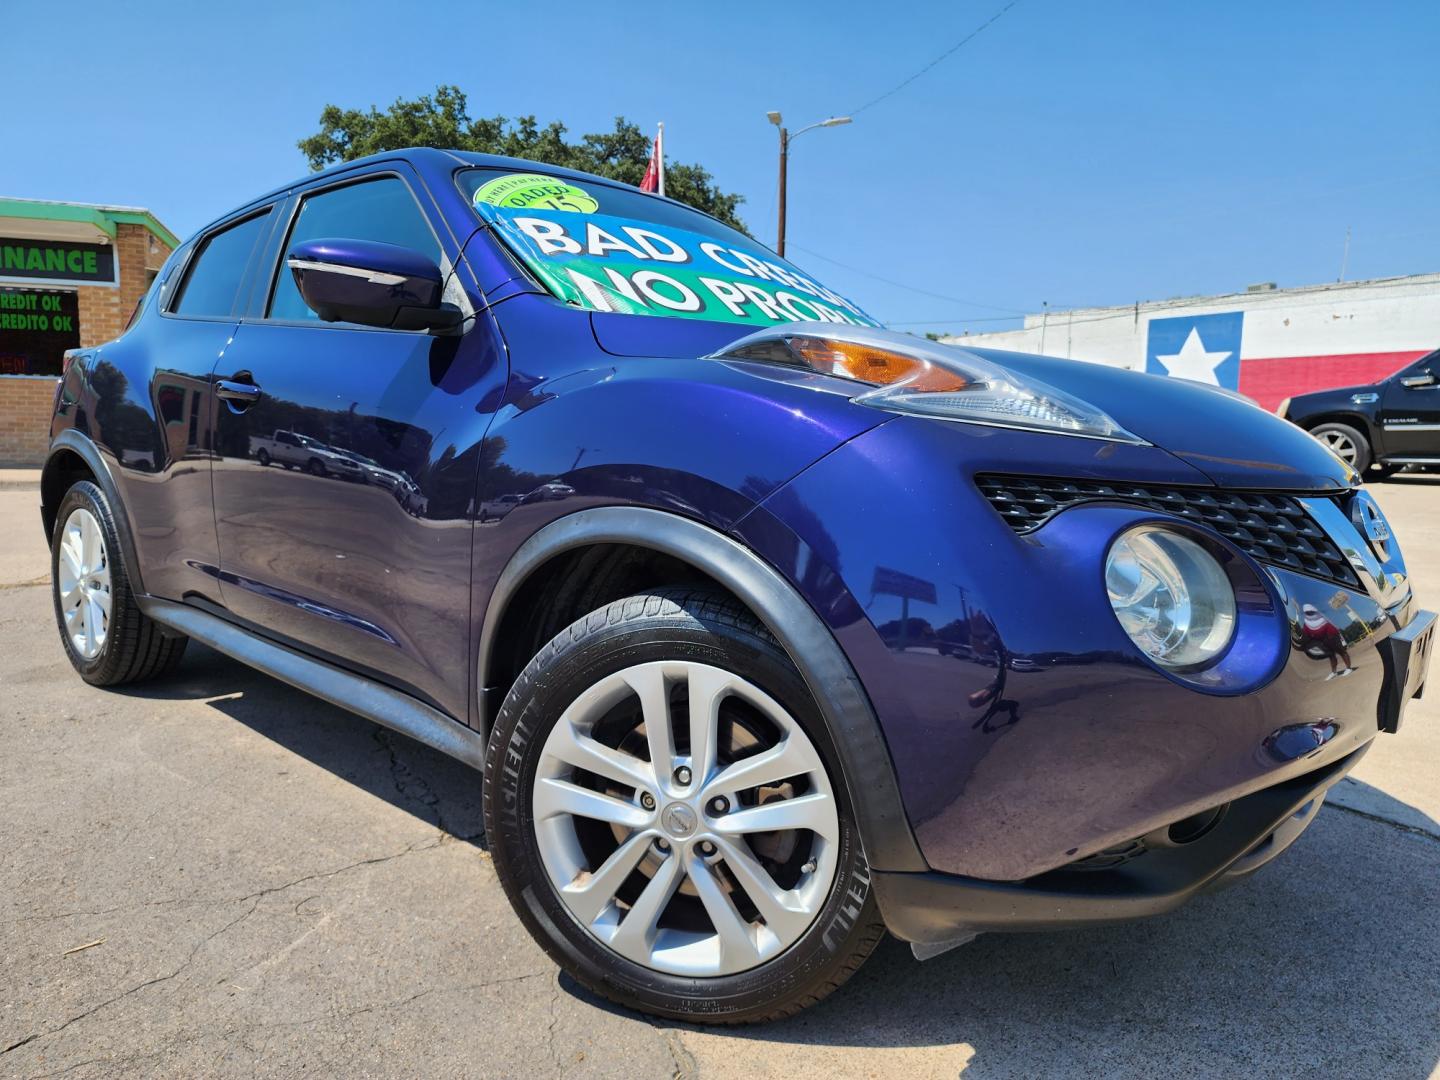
[1280,348,1440,476]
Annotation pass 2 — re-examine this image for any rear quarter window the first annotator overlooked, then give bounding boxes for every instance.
[171,211,271,318]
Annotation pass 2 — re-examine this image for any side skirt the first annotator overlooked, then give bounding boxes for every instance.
[139,597,487,771]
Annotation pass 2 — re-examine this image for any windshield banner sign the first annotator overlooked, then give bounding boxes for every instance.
[475,202,878,329]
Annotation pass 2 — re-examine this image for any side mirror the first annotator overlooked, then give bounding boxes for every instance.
[286,238,462,333]
[1400,370,1436,389]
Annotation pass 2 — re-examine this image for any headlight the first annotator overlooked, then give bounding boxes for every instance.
[714,324,1142,443]
[1104,527,1236,668]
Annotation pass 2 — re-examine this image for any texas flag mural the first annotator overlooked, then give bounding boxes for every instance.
[1144,310,1428,410]
[1145,312,1244,392]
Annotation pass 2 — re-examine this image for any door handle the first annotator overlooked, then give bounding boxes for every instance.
[215,379,261,404]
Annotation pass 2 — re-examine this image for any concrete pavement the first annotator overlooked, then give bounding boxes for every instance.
[0,469,40,491]
[1,482,1437,1079]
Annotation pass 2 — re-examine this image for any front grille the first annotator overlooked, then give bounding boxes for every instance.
[976,474,1360,587]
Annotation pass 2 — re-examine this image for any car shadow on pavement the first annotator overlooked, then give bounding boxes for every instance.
[113,645,1438,1074]
[574,786,1440,1075]
[114,642,488,847]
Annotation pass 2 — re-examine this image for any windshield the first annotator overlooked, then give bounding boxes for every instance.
[458,167,876,329]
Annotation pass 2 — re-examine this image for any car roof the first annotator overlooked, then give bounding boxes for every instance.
[189,147,699,245]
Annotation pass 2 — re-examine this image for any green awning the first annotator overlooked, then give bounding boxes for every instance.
[0,198,179,250]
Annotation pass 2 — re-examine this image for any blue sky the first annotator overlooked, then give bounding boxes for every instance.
[4,1,1436,331]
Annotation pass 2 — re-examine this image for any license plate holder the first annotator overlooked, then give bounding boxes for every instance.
[1377,609,1436,734]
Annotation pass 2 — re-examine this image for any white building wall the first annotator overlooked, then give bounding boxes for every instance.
[940,273,1440,371]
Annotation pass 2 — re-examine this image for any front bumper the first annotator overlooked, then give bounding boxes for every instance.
[744,418,1430,880]
[874,742,1366,943]
[1378,607,1436,732]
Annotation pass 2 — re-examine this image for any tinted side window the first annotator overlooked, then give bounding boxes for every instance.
[268,177,441,323]
[1402,350,1440,377]
[172,212,271,317]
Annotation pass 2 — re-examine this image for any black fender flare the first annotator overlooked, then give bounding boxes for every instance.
[42,429,147,597]
[477,506,928,873]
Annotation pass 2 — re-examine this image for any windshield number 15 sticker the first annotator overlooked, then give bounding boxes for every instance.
[473,173,600,214]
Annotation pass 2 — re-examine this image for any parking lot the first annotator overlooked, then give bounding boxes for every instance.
[1,477,1437,1080]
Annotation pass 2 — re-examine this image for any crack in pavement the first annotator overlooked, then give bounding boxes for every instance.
[6,828,490,927]
[545,972,563,1071]
[5,840,436,927]
[21,971,553,1077]
[647,1020,700,1080]
[373,728,449,834]
[1,836,497,1057]
[6,897,193,925]
[1,1033,37,1055]
[227,835,444,906]
[1329,799,1440,843]
[30,1045,170,1080]
[2,897,261,1057]
[370,727,488,849]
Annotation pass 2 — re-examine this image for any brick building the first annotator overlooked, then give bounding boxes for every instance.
[0,198,176,465]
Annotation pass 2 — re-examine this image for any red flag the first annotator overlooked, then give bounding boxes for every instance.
[640,124,664,195]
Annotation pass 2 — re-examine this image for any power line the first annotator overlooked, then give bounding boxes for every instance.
[886,314,1030,328]
[790,243,1029,314]
[886,273,1440,333]
[851,1,1021,118]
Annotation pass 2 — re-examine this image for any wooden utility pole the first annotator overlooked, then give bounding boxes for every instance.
[777,125,789,256]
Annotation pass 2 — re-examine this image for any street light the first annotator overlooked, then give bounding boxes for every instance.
[768,111,851,257]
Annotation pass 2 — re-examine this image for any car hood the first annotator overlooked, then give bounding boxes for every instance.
[592,312,1353,491]
[966,347,1355,491]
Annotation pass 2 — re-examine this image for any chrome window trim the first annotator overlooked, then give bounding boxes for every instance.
[284,257,407,286]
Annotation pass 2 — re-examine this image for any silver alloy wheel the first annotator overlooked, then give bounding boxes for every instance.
[56,507,112,660]
[1317,429,1359,465]
[532,660,840,977]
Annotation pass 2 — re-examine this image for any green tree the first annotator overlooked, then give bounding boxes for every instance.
[298,85,747,233]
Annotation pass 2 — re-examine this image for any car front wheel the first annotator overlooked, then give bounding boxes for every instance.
[1310,421,1372,473]
[51,480,188,686]
[483,589,885,1023]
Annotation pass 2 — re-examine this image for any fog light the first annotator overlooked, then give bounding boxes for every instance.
[1105,527,1236,669]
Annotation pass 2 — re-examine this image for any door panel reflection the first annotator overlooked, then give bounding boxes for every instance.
[209,321,503,720]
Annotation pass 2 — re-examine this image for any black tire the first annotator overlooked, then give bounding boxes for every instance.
[1310,421,1371,473]
[51,481,187,687]
[256,448,271,467]
[483,588,886,1024]
[306,458,326,477]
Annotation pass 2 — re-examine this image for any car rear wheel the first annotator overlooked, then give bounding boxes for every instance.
[1310,422,1371,473]
[483,588,885,1023]
[51,481,187,686]
[255,448,271,467]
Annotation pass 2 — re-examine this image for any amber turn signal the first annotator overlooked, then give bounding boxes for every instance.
[786,336,970,391]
